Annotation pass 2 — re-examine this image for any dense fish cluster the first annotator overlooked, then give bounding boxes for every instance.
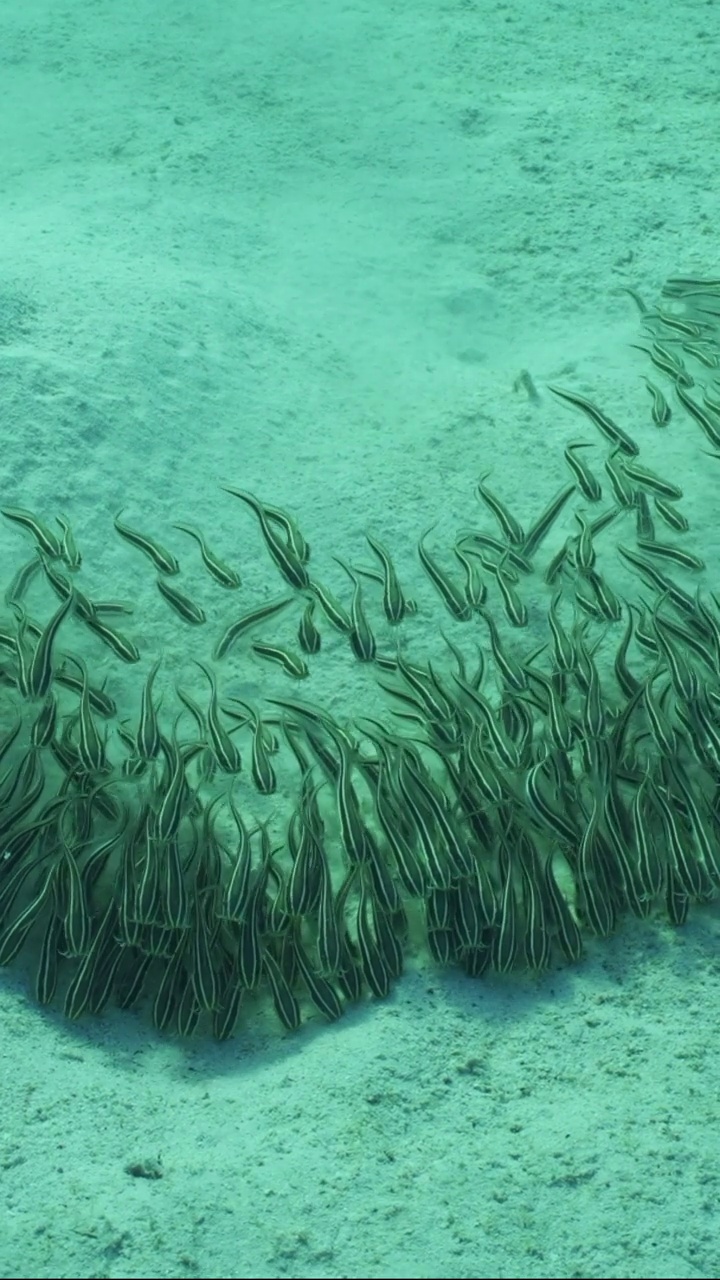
[1,276,720,1040]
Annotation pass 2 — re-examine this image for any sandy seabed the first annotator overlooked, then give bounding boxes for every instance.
[1,1,719,1277]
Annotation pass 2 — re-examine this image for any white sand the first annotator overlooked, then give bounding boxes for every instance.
[0,1,719,1276]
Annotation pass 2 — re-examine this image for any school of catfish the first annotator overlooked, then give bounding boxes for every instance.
[1,275,720,1040]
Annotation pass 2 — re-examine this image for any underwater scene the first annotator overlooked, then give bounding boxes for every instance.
[1,3,719,1279]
